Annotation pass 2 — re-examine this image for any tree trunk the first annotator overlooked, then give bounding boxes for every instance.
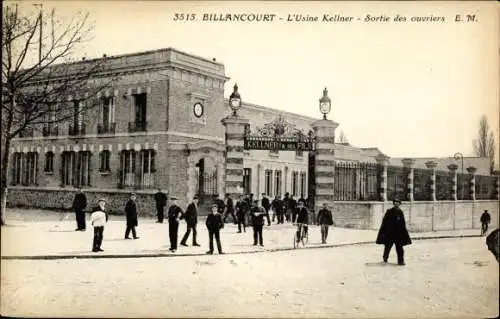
[1,137,12,226]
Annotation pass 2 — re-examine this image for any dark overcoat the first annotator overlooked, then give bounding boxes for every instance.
[317,208,333,225]
[125,200,138,227]
[72,193,87,211]
[226,198,234,214]
[376,207,412,246]
[251,207,266,226]
[206,213,224,232]
[184,202,198,226]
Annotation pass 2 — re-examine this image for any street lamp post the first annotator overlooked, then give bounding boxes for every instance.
[454,152,464,200]
[229,83,241,117]
[319,87,331,120]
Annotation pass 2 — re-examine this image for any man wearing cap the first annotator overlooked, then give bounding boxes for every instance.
[317,202,335,244]
[180,195,201,247]
[480,210,491,236]
[250,200,267,246]
[167,197,184,252]
[90,198,108,252]
[376,198,412,265]
[154,188,168,223]
[261,193,271,224]
[206,204,224,254]
[235,194,249,233]
[124,193,140,239]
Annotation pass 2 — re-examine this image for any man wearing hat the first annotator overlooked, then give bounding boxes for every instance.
[90,198,108,252]
[72,188,87,231]
[180,195,201,247]
[376,198,412,265]
[124,193,140,239]
[167,196,184,252]
[154,188,168,223]
[205,204,224,254]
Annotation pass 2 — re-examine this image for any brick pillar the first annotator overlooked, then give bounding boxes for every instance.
[466,166,477,201]
[425,161,438,201]
[376,154,390,201]
[447,164,458,201]
[221,115,249,200]
[311,119,338,215]
[402,158,416,201]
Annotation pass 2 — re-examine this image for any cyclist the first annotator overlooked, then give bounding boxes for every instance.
[295,201,309,242]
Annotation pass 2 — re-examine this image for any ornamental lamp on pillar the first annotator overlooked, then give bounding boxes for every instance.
[319,87,331,120]
[229,83,241,117]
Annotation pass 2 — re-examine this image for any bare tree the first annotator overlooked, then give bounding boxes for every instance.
[472,115,496,174]
[338,130,349,144]
[1,5,117,225]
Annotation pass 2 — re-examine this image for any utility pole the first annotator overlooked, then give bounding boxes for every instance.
[33,3,42,63]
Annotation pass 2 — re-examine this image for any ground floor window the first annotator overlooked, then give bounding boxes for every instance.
[61,151,91,187]
[99,150,111,172]
[243,168,251,195]
[300,172,307,197]
[292,171,299,197]
[44,152,54,173]
[119,149,156,188]
[274,170,282,197]
[11,152,38,186]
[265,170,273,196]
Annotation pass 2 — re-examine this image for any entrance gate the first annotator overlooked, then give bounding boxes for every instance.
[242,116,317,206]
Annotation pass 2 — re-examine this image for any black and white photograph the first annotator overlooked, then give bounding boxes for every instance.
[1,0,499,317]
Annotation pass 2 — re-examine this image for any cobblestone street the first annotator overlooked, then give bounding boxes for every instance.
[2,221,498,318]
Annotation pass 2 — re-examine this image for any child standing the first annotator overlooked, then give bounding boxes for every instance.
[90,198,108,252]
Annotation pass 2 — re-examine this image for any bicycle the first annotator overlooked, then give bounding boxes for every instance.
[293,223,309,248]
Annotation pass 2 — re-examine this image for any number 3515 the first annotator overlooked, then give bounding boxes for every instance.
[173,13,196,21]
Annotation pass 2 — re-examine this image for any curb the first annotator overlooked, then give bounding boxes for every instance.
[1,234,482,261]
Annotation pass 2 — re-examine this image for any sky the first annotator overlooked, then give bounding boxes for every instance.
[8,0,500,163]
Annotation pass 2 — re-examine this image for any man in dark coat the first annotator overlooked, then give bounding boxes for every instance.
[167,197,184,252]
[206,204,224,254]
[180,196,200,247]
[486,228,499,263]
[215,194,226,215]
[376,198,412,265]
[480,210,491,236]
[317,202,335,244]
[154,188,168,223]
[236,195,248,233]
[223,193,236,224]
[261,193,271,224]
[124,193,139,239]
[72,188,87,231]
[271,195,284,224]
[251,200,267,246]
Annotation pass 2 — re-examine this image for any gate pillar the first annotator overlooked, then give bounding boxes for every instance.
[311,119,339,215]
[221,115,249,200]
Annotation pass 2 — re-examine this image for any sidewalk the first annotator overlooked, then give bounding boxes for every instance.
[1,213,484,259]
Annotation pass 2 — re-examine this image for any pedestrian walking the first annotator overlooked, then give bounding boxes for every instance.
[317,203,335,244]
[376,198,412,265]
[167,197,183,252]
[206,204,224,254]
[261,193,271,217]
[72,188,87,231]
[271,195,284,224]
[154,188,168,223]
[180,195,201,247]
[124,193,140,239]
[90,198,108,252]
[251,200,267,246]
[223,193,236,224]
[480,210,491,236]
[236,195,248,233]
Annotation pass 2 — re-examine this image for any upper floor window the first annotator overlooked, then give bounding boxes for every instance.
[43,103,58,137]
[98,97,116,134]
[129,93,147,132]
[69,100,85,136]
